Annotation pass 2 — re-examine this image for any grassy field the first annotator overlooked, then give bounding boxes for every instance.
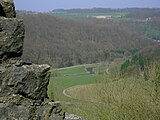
[58,66,87,75]
[64,78,154,103]
[50,12,126,19]
[64,77,160,119]
[48,65,102,101]
[48,64,106,119]
[48,61,160,120]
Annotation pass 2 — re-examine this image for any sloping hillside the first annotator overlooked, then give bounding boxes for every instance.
[139,43,160,61]
[17,13,153,67]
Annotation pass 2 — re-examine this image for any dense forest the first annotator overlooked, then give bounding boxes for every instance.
[17,8,160,67]
[139,43,160,60]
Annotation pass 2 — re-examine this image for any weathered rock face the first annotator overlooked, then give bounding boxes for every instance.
[0,64,50,100]
[0,17,24,63]
[0,1,64,119]
[0,0,16,18]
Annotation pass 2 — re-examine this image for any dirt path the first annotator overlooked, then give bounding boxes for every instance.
[63,85,83,99]
[62,84,101,102]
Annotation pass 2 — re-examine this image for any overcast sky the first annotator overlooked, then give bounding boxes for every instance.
[14,0,160,12]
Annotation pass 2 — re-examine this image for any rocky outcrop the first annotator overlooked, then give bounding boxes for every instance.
[0,0,16,18]
[0,17,24,63]
[0,64,50,99]
[0,0,64,119]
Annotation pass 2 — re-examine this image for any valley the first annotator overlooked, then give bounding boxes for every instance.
[17,8,160,119]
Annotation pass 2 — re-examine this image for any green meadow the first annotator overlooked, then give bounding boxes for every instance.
[51,12,126,19]
[58,66,87,75]
[48,61,160,120]
[48,65,101,101]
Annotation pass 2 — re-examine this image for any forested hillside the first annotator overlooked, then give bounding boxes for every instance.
[17,12,154,67]
[139,43,160,61]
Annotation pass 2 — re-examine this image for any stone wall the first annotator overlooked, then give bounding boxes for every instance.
[0,0,64,119]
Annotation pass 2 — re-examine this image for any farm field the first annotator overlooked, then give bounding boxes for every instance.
[50,12,126,19]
